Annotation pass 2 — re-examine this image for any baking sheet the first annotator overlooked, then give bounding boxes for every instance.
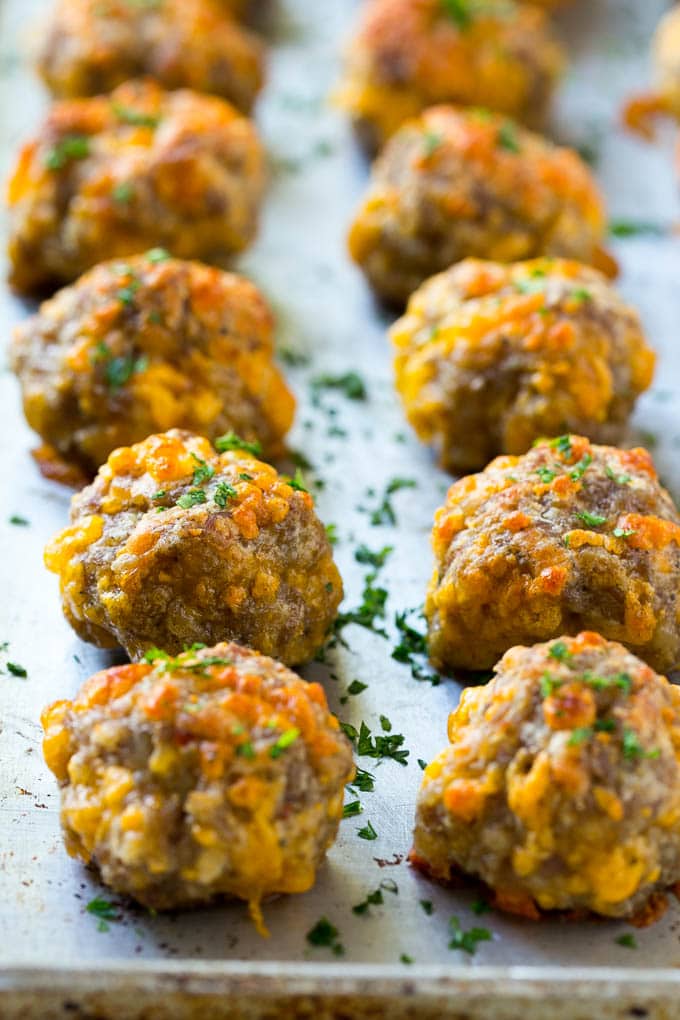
[2,0,680,1002]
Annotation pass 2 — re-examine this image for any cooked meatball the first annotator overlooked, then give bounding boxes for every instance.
[391,258,655,473]
[426,436,680,673]
[44,430,342,664]
[623,6,680,139]
[348,106,610,307]
[7,79,265,295]
[412,632,680,924]
[337,0,564,152]
[36,0,264,111]
[10,252,295,479]
[41,642,354,930]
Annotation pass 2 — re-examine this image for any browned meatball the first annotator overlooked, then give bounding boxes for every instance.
[337,0,564,152]
[413,632,680,925]
[391,258,655,472]
[44,430,342,665]
[348,105,611,307]
[11,252,295,479]
[42,642,354,931]
[7,79,266,295]
[427,436,680,673]
[36,0,264,111]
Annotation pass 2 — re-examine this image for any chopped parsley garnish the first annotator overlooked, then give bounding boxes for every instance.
[214,431,262,456]
[613,528,636,539]
[420,900,434,915]
[111,181,134,204]
[334,578,388,639]
[146,247,170,263]
[306,917,344,955]
[357,819,378,841]
[353,881,397,916]
[568,727,593,747]
[448,916,492,955]
[570,453,592,480]
[549,435,573,458]
[347,679,368,697]
[9,515,29,526]
[471,898,490,915]
[44,134,90,170]
[609,220,667,238]
[117,277,141,306]
[176,489,207,509]
[236,741,255,760]
[343,800,362,818]
[536,466,557,484]
[6,662,27,678]
[213,481,238,508]
[355,544,393,569]
[285,468,310,493]
[311,372,367,400]
[379,715,392,733]
[622,729,659,761]
[548,641,572,663]
[366,478,417,527]
[270,727,300,758]
[349,768,375,793]
[615,933,638,949]
[325,523,338,544]
[571,288,592,303]
[497,121,521,154]
[393,608,440,685]
[94,344,148,390]
[191,455,215,486]
[583,671,632,694]
[422,130,443,157]
[540,672,560,697]
[400,954,414,964]
[576,510,607,528]
[111,102,160,128]
[86,897,118,931]
[605,465,631,485]
[351,720,410,766]
[417,759,428,771]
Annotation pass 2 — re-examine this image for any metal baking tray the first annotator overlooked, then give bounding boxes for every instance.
[2,0,680,1016]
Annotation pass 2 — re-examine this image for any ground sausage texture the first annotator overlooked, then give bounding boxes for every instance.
[42,642,354,930]
[45,430,342,665]
[426,436,680,673]
[413,632,680,924]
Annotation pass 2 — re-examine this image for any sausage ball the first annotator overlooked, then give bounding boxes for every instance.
[36,0,264,112]
[7,79,266,295]
[41,642,354,930]
[337,0,564,152]
[348,106,610,307]
[44,430,342,664]
[426,435,680,673]
[391,258,655,473]
[412,632,680,925]
[10,252,295,480]
[623,6,680,139]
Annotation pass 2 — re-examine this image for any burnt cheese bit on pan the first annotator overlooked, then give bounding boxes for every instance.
[337,0,564,153]
[36,0,265,111]
[11,252,295,479]
[391,257,655,473]
[41,642,355,933]
[44,429,343,665]
[412,632,680,926]
[348,105,612,308]
[6,78,266,295]
[426,436,680,673]
[623,6,680,139]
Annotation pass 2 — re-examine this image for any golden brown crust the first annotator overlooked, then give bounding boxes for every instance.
[41,642,355,929]
[391,258,655,472]
[348,106,609,307]
[37,0,265,111]
[427,436,680,673]
[12,252,295,474]
[413,632,680,923]
[7,79,266,295]
[44,429,342,664]
[337,0,564,151]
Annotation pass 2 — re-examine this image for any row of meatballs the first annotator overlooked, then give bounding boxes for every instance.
[7,0,680,936]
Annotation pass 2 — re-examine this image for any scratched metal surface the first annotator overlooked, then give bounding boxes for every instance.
[2,0,680,1006]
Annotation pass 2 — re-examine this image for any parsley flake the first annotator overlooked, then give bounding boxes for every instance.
[214,432,262,456]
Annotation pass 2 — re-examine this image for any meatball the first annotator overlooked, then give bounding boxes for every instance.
[337,0,564,152]
[623,6,680,139]
[348,106,611,307]
[412,632,680,925]
[7,79,265,295]
[36,0,264,112]
[11,252,295,479]
[391,258,655,473]
[426,435,680,673]
[41,642,354,930]
[44,430,342,664]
